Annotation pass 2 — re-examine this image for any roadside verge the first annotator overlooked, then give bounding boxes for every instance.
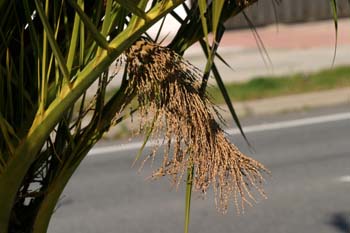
[103,87,350,140]
[220,87,350,118]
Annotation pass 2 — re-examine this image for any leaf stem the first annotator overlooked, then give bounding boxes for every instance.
[184,166,194,233]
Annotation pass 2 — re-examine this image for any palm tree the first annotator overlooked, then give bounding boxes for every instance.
[1,0,339,232]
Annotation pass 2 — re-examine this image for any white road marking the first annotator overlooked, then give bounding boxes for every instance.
[89,112,350,156]
[89,141,158,155]
[337,176,350,183]
[226,112,350,135]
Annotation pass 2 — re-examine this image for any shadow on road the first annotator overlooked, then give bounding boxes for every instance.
[329,212,350,233]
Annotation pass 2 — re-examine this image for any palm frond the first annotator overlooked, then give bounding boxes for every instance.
[34,0,70,83]
[330,0,338,66]
[115,0,149,21]
[67,0,110,51]
[242,11,273,70]
[0,1,270,231]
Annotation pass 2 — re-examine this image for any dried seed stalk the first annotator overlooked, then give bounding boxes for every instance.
[125,39,269,213]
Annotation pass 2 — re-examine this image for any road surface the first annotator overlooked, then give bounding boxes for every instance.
[49,105,350,233]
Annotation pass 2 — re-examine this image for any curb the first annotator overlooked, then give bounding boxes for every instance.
[220,87,350,118]
[103,87,350,140]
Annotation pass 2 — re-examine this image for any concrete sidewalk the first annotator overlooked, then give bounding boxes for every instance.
[106,19,350,86]
[220,87,350,118]
[184,18,350,83]
[102,19,350,139]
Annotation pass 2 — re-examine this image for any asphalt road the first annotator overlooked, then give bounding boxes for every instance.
[49,105,350,233]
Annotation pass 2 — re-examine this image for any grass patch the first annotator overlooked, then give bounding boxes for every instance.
[208,66,350,103]
[104,66,350,140]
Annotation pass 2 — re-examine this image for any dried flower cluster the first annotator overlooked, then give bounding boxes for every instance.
[125,39,268,213]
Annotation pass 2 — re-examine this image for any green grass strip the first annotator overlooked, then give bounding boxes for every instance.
[208,66,350,103]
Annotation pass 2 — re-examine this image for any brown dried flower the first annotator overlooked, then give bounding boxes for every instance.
[125,39,269,213]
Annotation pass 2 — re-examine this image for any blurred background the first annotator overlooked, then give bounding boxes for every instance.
[49,1,350,233]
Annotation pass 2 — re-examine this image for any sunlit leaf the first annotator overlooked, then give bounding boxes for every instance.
[34,0,70,83]
[67,0,82,73]
[115,0,149,21]
[67,0,110,51]
[198,0,210,54]
[128,0,149,31]
[212,0,224,41]
[39,0,49,113]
